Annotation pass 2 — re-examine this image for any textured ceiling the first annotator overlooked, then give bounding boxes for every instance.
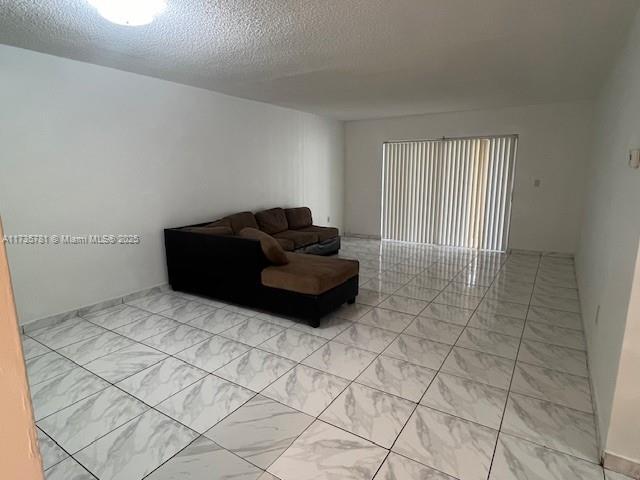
[1,0,638,120]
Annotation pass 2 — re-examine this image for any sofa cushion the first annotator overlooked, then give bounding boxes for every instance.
[255,208,289,235]
[275,237,295,251]
[274,230,319,248]
[285,207,313,229]
[181,225,233,236]
[298,225,339,243]
[261,253,358,295]
[226,211,259,234]
[239,227,289,265]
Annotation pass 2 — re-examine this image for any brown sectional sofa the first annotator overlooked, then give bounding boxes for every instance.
[164,207,357,326]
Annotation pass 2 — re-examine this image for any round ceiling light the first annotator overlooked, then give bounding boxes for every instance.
[88,0,167,27]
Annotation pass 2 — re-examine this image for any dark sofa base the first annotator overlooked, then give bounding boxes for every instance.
[171,276,358,327]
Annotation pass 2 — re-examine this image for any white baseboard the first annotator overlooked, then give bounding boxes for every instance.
[21,283,170,334]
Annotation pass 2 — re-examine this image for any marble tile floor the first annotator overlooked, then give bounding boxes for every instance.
[23,237,632,480]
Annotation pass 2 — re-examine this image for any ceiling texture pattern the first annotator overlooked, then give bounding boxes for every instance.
[1,0,638,119]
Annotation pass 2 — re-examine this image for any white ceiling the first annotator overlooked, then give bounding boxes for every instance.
[1,0,638,120]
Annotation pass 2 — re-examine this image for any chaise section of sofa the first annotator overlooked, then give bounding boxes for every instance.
[164,219,358,326]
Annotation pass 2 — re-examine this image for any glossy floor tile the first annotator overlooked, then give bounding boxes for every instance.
[489,433,604,480]
[156,375,254,433]
[355,355,436,402]
[38,386,148,453]
[268,420,387,480]
[28,238,605,480]
[75,409,197,480]
[502,393,598,462]
[205,395,313,469]
[146,436,263,480]
[320,382,415,448]
[262,364,349,416]
[393,406,498,480]
[420,372,507,429]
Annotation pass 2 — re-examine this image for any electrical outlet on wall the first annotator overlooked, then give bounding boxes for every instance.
[595,304,600,326]
[327,216,331,223]
[533,179,541,187]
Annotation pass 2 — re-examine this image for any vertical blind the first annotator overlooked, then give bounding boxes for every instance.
[381,135,517,251]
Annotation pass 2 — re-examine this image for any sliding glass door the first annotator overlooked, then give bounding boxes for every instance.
[381,135,517,251]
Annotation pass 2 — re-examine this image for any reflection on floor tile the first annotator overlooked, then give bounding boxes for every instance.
[175,335,250,372]
[157,375,254,433]
[158,301,217,323]
[45,457,96,480]
[205,395,313,469]
[187,308,249,334]
[83,344,167,383]
[113,315,181,342]
[517,339,588,377]
[146,436,262,480]
[357,308,414,333]
[333,323,398,353]
[527,306,582,330]
[404,316,464,345]
[83,305,151,330]
[37,428,68,470]
[75,409,197,480]
[268,420,387,480]
[220,318,285,347]
[456,327,520,359]
[302,341,377,380]
[502,393,598,462]
[142,324,212,355]
[117,357,207,406]
[393,406,498,480]
[27,351,77,386]
[523,323,586,350]
[126,292,187,314]
[258,329,327,362]
[31,367,110,421]
[420,303,474,325]
[356,355,436,402]
[262,365,349,416]
[511,362,593,413]
[374,452,456,480]
[290,314,353,339]
[321,383,414,448]
[58,331,136,365]
[490,433,604,480]
[420,373,507,429]
[38,386,148,453]
[30,317,107,350]
[22,336,50,360]
[384,334,451,370]
[441,347,515,389]
[215,349,296,392]
[468,311,524,337]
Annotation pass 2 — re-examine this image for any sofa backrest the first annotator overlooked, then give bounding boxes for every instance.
[225,211,259,234]
[255,208,289,234]
[285,207,313,229]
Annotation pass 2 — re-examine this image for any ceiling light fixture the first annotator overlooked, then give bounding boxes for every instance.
[88,0,167,27]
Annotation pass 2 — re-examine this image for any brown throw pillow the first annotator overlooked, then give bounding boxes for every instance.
[182,225,233,236]
[239,227,289,265]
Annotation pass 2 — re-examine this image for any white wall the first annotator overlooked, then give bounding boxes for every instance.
[576,8,640,466]
[0,45,344,325]
[344,101,593,253]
